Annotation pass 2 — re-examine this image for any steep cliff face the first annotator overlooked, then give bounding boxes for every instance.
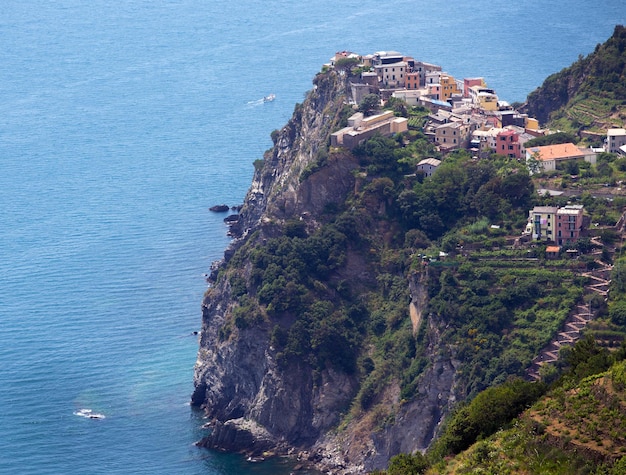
[192,69,460,473]
[192,69,361,454]
[312,274,459,473]
[227,70,352,240]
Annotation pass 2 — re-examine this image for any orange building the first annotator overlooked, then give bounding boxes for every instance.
[439,74,461,102]
[406,71,421,90]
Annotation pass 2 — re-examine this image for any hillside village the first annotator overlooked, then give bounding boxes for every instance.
[194,31,626,474]
[328,50,626,161]
[326,49,626,249]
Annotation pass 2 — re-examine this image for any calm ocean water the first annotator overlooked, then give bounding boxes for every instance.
[1,1,624,474]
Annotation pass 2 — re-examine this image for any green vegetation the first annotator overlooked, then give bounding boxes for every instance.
[216,35,626,470]
[524,131,579,148]
[429,378,547,458]
[221,87,626,455]
[424,418,623,475]
[429,264,582,396]
[224,105,626,445]
[530,150,626,206]
[334,56,360,72]
[343,29,626,473]
[409,336,626,474]
[372,452,430,475]
[359,93,382,116]
[526,25,626,130]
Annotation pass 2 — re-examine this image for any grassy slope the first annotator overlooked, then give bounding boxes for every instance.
[427,360,626,475]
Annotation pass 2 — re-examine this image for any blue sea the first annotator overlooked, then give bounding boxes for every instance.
[1,1,624,474]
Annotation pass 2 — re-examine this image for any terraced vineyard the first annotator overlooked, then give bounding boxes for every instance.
[561,96,624,129]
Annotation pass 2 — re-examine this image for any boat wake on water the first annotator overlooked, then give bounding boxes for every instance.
[74,408,105,420]
[246,94,276,107]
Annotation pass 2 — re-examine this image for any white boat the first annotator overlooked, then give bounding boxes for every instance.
[74,408,105,419]
[263,93,275,102]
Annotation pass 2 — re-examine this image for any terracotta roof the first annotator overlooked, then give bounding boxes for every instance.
[546,246,561,253]
[530,143,586,161]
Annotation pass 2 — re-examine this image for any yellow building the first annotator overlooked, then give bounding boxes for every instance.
[439,74,461,102]
[526,206,558,241]
[330,111,408,149]
[525,117,539,130]
[469,85,498,111]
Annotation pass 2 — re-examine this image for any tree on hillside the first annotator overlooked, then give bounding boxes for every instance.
[430,379,546,457]
[359,93,381,116]
[386,452,429,475]
[386,96,408,117]
[525,132,579,148]
[334,56,359,73]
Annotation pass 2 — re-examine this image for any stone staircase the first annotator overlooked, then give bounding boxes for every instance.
[527,260,612,381]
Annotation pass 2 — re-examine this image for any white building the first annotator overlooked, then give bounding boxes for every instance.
[417,158,441,177]
[607,128,626,154]
[526,142,597,172]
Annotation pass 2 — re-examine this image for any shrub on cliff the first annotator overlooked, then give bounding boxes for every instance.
[430,378,546,458]
[371,453,429,475]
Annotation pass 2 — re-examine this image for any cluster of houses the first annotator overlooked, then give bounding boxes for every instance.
[327,50,626,172]
[325,51,626,253]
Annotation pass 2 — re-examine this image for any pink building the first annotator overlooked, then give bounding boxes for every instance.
[525,204,585,245]
[556,205,584,246]
[496,129,521,158]
[464,77,485,98]
[428,83,441,100]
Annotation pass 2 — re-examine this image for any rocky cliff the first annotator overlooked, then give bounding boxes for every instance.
[191,69,460,473]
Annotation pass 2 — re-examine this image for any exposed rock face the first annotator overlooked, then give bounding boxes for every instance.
[192,69,460,472]
[366,315,458,472]
[312,277,459,474]
[192,69,361,456]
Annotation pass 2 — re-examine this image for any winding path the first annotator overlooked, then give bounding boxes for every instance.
[527,257,612,381]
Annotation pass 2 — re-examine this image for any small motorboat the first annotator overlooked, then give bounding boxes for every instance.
[263,93,275,102]
[74,408,105,420]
